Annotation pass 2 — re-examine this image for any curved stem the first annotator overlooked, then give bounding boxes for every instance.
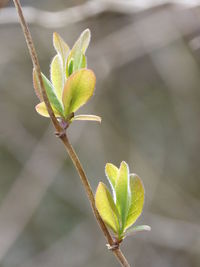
[12,0,131,266]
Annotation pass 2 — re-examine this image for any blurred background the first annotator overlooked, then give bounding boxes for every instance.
[0,0,200,266]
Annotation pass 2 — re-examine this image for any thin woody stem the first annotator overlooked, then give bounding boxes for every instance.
[60,135,113,243]
[12,0,62,133]
[12,0,131,266]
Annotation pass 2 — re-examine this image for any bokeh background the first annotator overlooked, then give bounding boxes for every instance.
[0,0,200,266]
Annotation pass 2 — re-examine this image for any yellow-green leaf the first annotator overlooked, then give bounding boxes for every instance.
[95,182,119,234]
[62,69,96,117]
[115,161,130,232]
[72,114,101,123]
[53,32,69,69]
[125,174,144,230]
[67,29,90,74]
[105,163,119,189]
[68,58,74,76]
[80,54,87,69]
[50,54,64,101]
[35,102,61,118]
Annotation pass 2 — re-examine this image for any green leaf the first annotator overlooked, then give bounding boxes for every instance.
[105,163,119,190]
[50,54,64,101]
[62,69,96,117]
[95,182,120,234]
[53,32,69,69]
[67,29,90,74]
[125,225,151,237]
[79,53,87,69]
[33,68,64,116]
[72,114,101,123]
[41,72,64,116]
[35,102,61,118]
[125,174,145,230]
[115,161,130,232]
[68,59,74,76]
[67,54,87,77]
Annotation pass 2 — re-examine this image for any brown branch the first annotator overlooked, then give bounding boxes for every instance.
[12,0,62,133]
[12,0,131,266]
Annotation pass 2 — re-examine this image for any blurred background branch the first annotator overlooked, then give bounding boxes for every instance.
[0,0,200,28]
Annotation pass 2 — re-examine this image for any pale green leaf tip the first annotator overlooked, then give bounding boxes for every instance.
[119,161,129,171]
[105,163,112,170]
[97,181,103,189]
[122,160,128,167]
[144,225,151,231]
[82,28,91,37]
[105,162,118,168]
[123,225,151,240]
[105,163,119,187]
[136,225,151,231]
[73,114,101,123]
[126,225,151,234]
[80,28,91,52]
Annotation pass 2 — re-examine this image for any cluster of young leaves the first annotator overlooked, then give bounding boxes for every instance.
[33,29,101,123]
[95,161,150,241]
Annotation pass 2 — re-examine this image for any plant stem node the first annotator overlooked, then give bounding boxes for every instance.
[106,242,119,251]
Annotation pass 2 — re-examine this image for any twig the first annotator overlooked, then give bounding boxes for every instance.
[12,0,131,266]
[12,0,61,134]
